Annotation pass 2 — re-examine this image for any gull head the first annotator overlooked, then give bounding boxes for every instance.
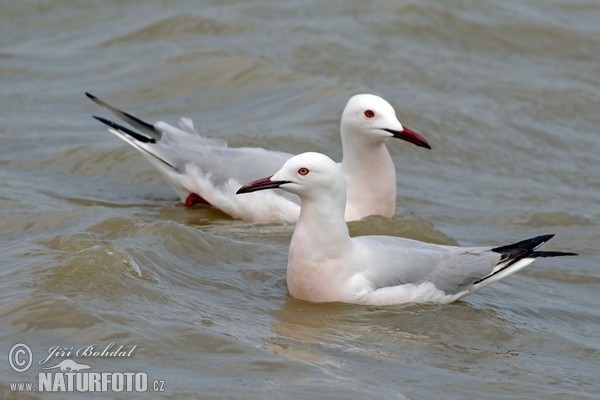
[341,94,431,149]
[237,152,345,198]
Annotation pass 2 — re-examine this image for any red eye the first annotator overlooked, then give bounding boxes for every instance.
[298,167,309,176]
[364,109,375,118]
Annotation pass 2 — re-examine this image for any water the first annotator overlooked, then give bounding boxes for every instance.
[1,1,599,398]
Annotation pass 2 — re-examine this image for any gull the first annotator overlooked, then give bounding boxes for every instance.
[86,92,430,222]
[237,152,577,305]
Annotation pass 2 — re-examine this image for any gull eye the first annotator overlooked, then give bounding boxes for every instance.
[364,109,375,118]
[298,167,309,176]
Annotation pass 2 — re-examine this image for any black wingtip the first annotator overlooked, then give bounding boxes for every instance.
[86,93,161,140]
[491,234,555,254]
[474,234,576,286]
[92,115,112,126]
[92,115,156,144]
[531,251,578,258]
[491,233,577,266]
[92,115,178,172]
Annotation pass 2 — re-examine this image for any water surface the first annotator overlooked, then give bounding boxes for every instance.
[1,1,598,399]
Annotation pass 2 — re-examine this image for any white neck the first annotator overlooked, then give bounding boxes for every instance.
[341,136,397,220]
[287,182,354,302]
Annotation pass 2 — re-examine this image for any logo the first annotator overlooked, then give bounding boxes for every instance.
[8,343,33,373]
[42,359,91,372]
[7,343,165,394]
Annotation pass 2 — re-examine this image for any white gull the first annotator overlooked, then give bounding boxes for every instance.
[86,93,430,222]
[237,152,577,305]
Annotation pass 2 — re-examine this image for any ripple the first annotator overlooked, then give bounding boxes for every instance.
[99,14,255,47]
[507,211,593,227]
[348,214,457,245]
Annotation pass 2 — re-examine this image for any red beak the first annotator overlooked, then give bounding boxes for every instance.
[383,127,431,149]
[236,176,291,194]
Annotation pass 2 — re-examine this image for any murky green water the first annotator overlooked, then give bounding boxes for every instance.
[1,1,598,398]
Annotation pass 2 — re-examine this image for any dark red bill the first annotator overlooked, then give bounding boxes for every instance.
[236,176,291,194]
[383,127,431,149]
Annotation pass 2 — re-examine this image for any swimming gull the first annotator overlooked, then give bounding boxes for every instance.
[87,93,430,222]
[237,152,577,305]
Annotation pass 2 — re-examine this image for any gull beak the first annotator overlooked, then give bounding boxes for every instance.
[383,127,431,149]
[236,176,290,194]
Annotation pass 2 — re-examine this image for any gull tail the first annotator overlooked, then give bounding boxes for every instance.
[473,234,577,288]
[86,92,161,141]
[86,93,179,173]
[87,92,214,207]
[92,115,179,173]
[490,234,577,264]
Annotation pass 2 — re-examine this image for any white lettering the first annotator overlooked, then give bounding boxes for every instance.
[89,372,101,391]
[112,372,124,392]
[37,372,149,392]
[76,372,88,392]
[101,372,111,392]
[52,373,66,392]
[10,382,33,392]
[64,373,75,391]
[127,345,137,357]
[38,373,52,391]
[100,342,115,357]
[39,346,73,365]
[135,372,147,391]
[76,344,95,357]
[124,372,135,390]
